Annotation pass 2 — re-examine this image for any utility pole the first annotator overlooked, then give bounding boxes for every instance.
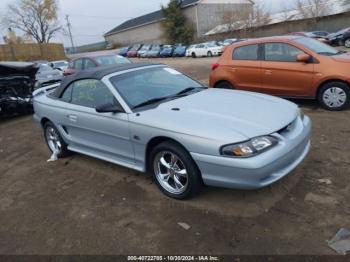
[65,15,75,53]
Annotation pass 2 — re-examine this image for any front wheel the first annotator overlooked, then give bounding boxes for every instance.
[150,141,202,199]
[318,82,350,111]
[44,121,70,158]
[207,51,213,57]
[215,81,234,90]
[191,52,196,58]
[344,38,350,48]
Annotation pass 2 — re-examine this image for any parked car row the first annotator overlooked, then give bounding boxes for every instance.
[118,39,244,59]
[289,27,350,48]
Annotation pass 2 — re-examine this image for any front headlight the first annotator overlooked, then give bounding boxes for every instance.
[221,136,278,158]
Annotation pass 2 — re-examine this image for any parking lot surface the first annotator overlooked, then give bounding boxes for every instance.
[0,57,349,255]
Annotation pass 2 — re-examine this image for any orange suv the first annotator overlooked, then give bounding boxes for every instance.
[210,36,350,110]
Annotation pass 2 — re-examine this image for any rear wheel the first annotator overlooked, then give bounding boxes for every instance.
[150,141,202,199]
[318,82,350,111]
[44,121,70,158]
[345,38,350,48]
[215,81,234,90]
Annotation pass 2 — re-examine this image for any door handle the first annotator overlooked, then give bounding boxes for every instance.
[67,114,78,122]
[265,70,272,75]
[230,68,237,72]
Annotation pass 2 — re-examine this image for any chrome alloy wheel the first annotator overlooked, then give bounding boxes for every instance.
[345,39,350,48]
[323,87,347,108]
[45,126,62,153]
[153,151,189,194]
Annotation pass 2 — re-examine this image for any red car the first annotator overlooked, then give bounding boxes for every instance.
[126,44,143,58]
[64,52,131,76]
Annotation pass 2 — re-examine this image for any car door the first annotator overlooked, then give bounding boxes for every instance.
[56,79,135,165]
[229,44,262,92]
[198,44,207,56]
[260,42,314,97]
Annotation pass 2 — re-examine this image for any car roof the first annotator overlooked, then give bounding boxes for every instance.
[231,35,304,47]
[72,52,121,60]
[51,62,163,98]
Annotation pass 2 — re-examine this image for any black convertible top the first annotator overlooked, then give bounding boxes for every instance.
[51,62,163,98]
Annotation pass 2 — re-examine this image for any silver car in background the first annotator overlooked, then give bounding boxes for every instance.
[36,64,63,87]
[33,63,311,199]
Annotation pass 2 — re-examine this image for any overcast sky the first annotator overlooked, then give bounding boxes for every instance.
[0,0,292,46]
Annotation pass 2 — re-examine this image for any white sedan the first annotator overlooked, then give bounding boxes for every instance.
[186,43,223,58]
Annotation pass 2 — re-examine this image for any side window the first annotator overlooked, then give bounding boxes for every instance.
[84,59,96,69]
[265,43,304,62]
[70,79,116,108]
[61,84,73,102]
[233,45,258,60]
[74,59,84,70]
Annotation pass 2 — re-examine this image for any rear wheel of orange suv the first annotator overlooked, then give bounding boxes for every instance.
[215,81,234,90]
[318,82,350,111]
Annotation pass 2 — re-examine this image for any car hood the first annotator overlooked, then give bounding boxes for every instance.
[133,89,299,143]
[331,52,350,63]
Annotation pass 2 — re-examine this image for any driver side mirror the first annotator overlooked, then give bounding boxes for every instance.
[297,53,311,63]
[96,102,124,113]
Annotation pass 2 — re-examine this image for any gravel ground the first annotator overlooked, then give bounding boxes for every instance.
[0,56,349,255]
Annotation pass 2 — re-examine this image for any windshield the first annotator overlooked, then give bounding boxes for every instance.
[151,45,161,51]
[110,67,203,109]
[95,55,131,65]
[140,45,151,50]
[295,37,340,56]
[39,64,53,72]
[131,45,141,51]
[176,46,186,51]
[336,27,350,35]
[207,43,218,47]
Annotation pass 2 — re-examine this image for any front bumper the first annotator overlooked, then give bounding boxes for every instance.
[191,116,312,189]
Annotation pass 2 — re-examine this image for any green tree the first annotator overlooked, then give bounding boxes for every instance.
[161,0,194,44]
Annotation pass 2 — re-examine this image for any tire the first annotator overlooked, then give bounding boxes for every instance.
[318,81,350,111]
[215,81,234,90]
[191,52,196,58]
[344,38,350,48]
[43,121,70,158]
[149,141,202,200]
[207,51,213,57]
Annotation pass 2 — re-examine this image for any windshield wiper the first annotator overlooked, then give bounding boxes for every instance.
[336,50,346,55]
[133,97,170,109]
[175,87,201,96]
[132,87,203,109]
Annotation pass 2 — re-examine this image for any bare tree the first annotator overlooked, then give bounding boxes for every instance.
[2,0,62,43]
[295,0,327,20]
[220,9,247,35]
[240,4,271,35]
[279,1,294,23]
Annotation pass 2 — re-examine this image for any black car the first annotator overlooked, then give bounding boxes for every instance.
[0,62,38,118]
[328,27,350,48]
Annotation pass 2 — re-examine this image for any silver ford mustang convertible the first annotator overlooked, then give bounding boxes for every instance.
[33,63,311,199]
